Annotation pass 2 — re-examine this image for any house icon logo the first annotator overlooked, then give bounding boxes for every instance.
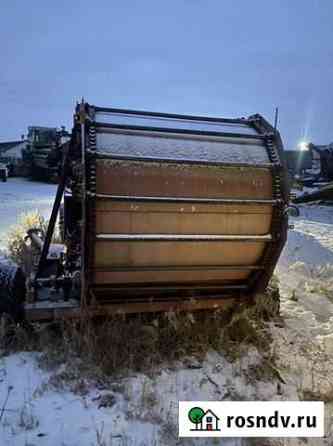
[188,407,220,431]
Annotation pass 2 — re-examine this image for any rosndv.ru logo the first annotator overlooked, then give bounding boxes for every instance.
[179,401,325,437]
[225,410,317,430]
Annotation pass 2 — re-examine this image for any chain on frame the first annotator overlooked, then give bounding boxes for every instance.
[247,126,288,293]
[85,123,97,302]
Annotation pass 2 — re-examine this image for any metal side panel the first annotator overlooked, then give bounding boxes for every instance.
[94,200,273,236]
[93,240,266,268]
[95,160,273,199]
[93,109,259,135]
[94,129,269,165]
[92,269,250,285]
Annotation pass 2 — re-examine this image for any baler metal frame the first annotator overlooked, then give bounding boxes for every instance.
[25,103,289,321]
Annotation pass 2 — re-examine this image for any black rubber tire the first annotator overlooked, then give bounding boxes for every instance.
[0,260,26,323]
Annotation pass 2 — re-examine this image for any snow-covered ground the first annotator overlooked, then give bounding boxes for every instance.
[0,178,56,250]
[0,182,333,445]
[277,204,333,336]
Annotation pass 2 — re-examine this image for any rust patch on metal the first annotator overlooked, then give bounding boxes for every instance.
[96,161,273,199]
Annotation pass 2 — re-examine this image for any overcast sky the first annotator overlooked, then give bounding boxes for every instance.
[1,0,333,148]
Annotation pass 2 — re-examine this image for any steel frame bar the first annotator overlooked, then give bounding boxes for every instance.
[34,143,70,284]
[93,105,250,125]
[246,115,289,294]
[95,234,272,242]
[92,284,247,292]
[94,121,264,140]
[80,110,87,307]
[91,192,278,205]
[93,265,263,272]
[25,295,242,321]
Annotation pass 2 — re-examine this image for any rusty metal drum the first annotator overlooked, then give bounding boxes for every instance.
[68,104,289,312]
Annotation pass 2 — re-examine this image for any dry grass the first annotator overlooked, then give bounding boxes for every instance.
[2,279,280,383]
[0,283,285,446]
[6,211,61,269]
[6,211,47,266]
[18,402,39,431]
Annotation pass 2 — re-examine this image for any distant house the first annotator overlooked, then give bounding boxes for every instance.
[0,140,27,175]
[311,143,333,180]
[284,149,313,174]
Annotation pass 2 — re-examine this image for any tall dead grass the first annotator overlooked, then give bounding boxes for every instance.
[6,211,47,266]
[6,211,61,269]
[3,281,280,378]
